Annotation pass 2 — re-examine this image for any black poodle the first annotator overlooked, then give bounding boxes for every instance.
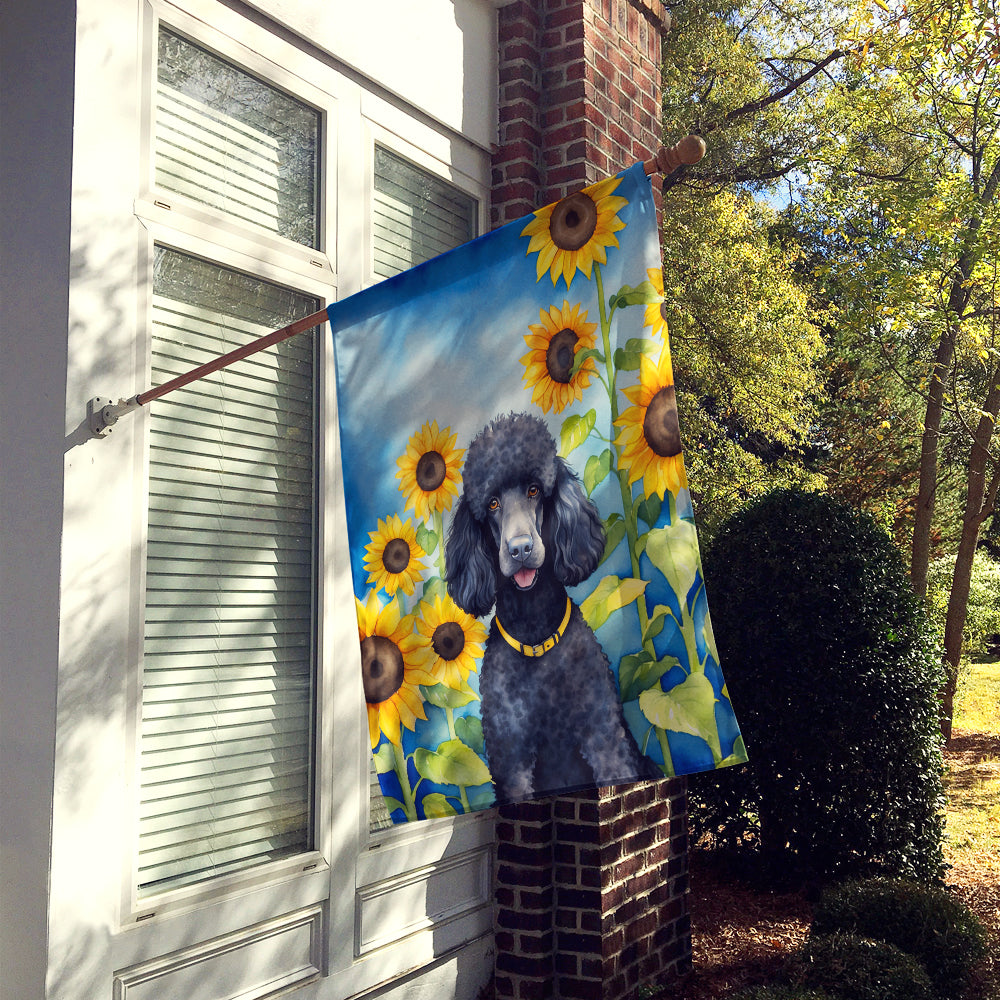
[445,412,658,804]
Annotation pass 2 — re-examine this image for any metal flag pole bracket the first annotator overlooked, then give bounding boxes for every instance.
[86,135,705,440]
[88,395,141,438]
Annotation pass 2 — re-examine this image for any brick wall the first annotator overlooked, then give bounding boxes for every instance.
[489,6,691,997]
[492,0,669,227]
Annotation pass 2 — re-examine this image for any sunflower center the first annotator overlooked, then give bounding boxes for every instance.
[545,328,579,384]
[432,621,466,661]
[660,301,669,323]
[549,192,598,252]
[642,385,683,458]
[361,635,405,704]
[382,537,411,575]
[416,450,447,492]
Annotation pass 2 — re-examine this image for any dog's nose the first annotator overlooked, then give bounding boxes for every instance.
[507,534,533,562]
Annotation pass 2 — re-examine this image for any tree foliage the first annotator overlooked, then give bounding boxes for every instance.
[661,189,824,534]
[661,0,1000,737]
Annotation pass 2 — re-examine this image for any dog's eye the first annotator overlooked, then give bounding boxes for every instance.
[527,484,539,498]
[488,497,500,511]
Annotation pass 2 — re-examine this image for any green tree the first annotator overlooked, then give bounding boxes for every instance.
[806,0,1000,736]
[661,0,1000,738]
[658,1,841,534]
[660,188,825,534]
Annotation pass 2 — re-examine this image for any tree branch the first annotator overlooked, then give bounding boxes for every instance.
[704,49,847,132]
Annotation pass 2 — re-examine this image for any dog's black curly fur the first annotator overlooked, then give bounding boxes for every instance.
[445,412,658,804]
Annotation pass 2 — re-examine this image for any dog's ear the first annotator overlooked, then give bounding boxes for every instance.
[550,457,606,586]
[445,496,496,617]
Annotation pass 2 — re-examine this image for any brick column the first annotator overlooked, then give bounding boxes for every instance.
[492,0,669,226]
[490,4,691,998]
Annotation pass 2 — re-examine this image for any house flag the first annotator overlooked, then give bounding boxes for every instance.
[329,163,747,822]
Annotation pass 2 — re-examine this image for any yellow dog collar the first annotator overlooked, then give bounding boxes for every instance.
[495,597,572,657]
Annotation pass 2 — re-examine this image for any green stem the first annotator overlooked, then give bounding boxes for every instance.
[435,509,446,581]
[392,742,418,821]
[655,726,676,777]
[446,707,471,813]
[595,262,650,641]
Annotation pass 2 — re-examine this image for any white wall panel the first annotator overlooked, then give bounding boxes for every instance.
[113,906,323,1000]
[242,0,498,152]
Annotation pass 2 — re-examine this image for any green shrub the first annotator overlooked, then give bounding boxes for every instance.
[692,489,946,882]
[791,933,934,1000]
[811,878,988,999]
[732,987,837,1000]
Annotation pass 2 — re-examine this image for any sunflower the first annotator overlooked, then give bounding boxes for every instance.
[356,592,437,749]
[520,301,599,414]
[614,341,688,498]
[415,595,487,690]
[396,421,464,521]
[644,267,669,338]
[521,175,628,288]
[363,514,426,597]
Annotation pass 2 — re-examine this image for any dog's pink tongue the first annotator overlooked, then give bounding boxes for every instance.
[514,568,536,589]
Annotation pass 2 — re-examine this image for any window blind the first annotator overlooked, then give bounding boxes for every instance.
[372,145,477,279]
[139,248,318,895]
[156,27,320,248]
[368,149,478,831]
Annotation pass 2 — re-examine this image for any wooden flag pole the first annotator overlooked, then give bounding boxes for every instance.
[88,136,705,437]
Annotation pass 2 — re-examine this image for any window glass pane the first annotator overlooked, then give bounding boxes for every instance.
[139,246,318,895]
[156,27,320,248]
[372,146,477,279]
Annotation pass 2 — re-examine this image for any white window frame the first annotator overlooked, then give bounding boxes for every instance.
[111,0,495,991]
[124,0,339,927]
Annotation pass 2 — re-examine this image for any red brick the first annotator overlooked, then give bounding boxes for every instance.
[496,952,551,978]
[516,976,557,1000]
[559,978,604,1000]
[498,863,552,888]
[520,930,555,954]
[498,906,551,932]
[499,841,552,867]
[556,952,579,976]
[557,930,603,954]
[520,886,554,910]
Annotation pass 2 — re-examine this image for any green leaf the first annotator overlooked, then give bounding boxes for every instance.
[380,796,405,816]
[580,575,648,631]
[584,448,613,495]
[619,650,679,703]
[645,520,700,602]
[569,346,605,380]
[422,682,477,709]
[636,494,662,528]
[639,672,721,761]
[643,604,671,644]
[420,792,458,818]
[422,576,448,601]
[413,739,492,787]
[416,524,438,556]
[455,715,485,755]
[559,410,597,457]
[598,516,627,568]
[372,743,395,774]
[612,280,661,308]
[614,337,660,372]
[718,734,749,768]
